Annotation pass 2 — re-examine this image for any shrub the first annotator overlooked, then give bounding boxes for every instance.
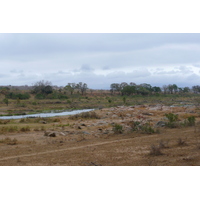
[112,123,123,134]
[149,145,163,156]
[20,126,31,132]
[177,138,187,146]
[186,116,196,126]
[165,113,179,128]
[140,123,155,134]
[6,92,30,100]
[129,121,155,134]
[165,113,178,123]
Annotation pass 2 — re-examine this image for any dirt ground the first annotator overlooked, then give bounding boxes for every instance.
[0,105,200,166]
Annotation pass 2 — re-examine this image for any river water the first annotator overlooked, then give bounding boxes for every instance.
[0,109,94,120]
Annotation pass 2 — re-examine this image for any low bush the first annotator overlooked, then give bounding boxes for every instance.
[149,145,163,156]
[112,123,123,134]
[20,126,31,132]
[177,138,187,146]
[165,113,179,128]
[184,116,196,126]
[129,121,156,134]
[6,92,30,100]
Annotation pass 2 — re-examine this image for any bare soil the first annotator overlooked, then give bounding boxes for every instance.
[0,105,200,166]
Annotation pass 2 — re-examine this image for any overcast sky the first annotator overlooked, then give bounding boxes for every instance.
[0,33,200,89]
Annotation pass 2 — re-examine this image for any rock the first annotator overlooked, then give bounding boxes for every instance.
[40,121,47,124]
[156,121,166,127]
[59,132,66,136]
[81,123,87,126]
[44,131,56,137]
[98,121,107,125]
[126,114,131,118]
[82,131,90,135]
[112,114,118,119]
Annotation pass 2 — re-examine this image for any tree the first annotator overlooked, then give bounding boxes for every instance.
[162,85,168,94]
[32,80,53,95]
[183,87,190,93]
[152,86,161,93]
[110,83,120,94]
[192,85,200,94]
[77,82,88,95]
[172,84,178,93]
[64,83,76,95]
[121,85,136,96]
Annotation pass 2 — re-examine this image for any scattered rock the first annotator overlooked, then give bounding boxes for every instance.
[59,132,66,136]
[112,114,118,119]
[98,121,107,125]
[156,121,166,127]
[44,131,56,137]
[40,121,47,124]
[126,114,131,118]
[82,131,90,135]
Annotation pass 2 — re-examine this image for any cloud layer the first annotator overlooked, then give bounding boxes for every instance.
[0,33,200,89]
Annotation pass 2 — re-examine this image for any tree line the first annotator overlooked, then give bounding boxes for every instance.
[1,80,200,103]
[110,82,197,96]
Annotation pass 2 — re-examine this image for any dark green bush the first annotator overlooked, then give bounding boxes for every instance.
[6,92,30,99]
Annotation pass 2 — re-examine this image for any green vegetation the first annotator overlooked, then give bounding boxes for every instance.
[112,123,123,134]
[165,113,179,128]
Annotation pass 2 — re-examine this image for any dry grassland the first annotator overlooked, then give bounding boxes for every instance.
[0,104,200,166]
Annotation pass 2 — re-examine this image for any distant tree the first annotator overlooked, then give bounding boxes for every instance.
[183,87,190,93]
[64,83,76,95]
[32,80,53,95]
[168,84,174,94]
[152,86,161,93]
[192,85,200,93]
[77,82,88,95]
[172,84,178,93]
[162,85,168,94]
[121,85,136,96]
[129,82,136,86]
[43,85,53,95]
[0,87,10,96]
[110,83,120,94]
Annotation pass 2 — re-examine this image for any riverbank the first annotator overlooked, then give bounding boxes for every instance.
[0,104,200,165]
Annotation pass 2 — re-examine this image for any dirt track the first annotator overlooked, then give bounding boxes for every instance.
[0,105,200,166]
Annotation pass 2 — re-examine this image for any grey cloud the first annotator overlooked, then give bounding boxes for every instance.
[80,64,94,72]
[193,64,200,68]
[1,33,200,89]
[102,66,110,70]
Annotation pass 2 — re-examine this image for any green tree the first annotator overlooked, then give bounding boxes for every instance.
[77,82,88,95]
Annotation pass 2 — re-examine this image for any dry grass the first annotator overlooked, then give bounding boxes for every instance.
[0,137,18,145]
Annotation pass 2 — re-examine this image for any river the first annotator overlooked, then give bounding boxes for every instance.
[0,109,94,119]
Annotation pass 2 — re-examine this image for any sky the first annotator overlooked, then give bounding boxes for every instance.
[1,33,200,89]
